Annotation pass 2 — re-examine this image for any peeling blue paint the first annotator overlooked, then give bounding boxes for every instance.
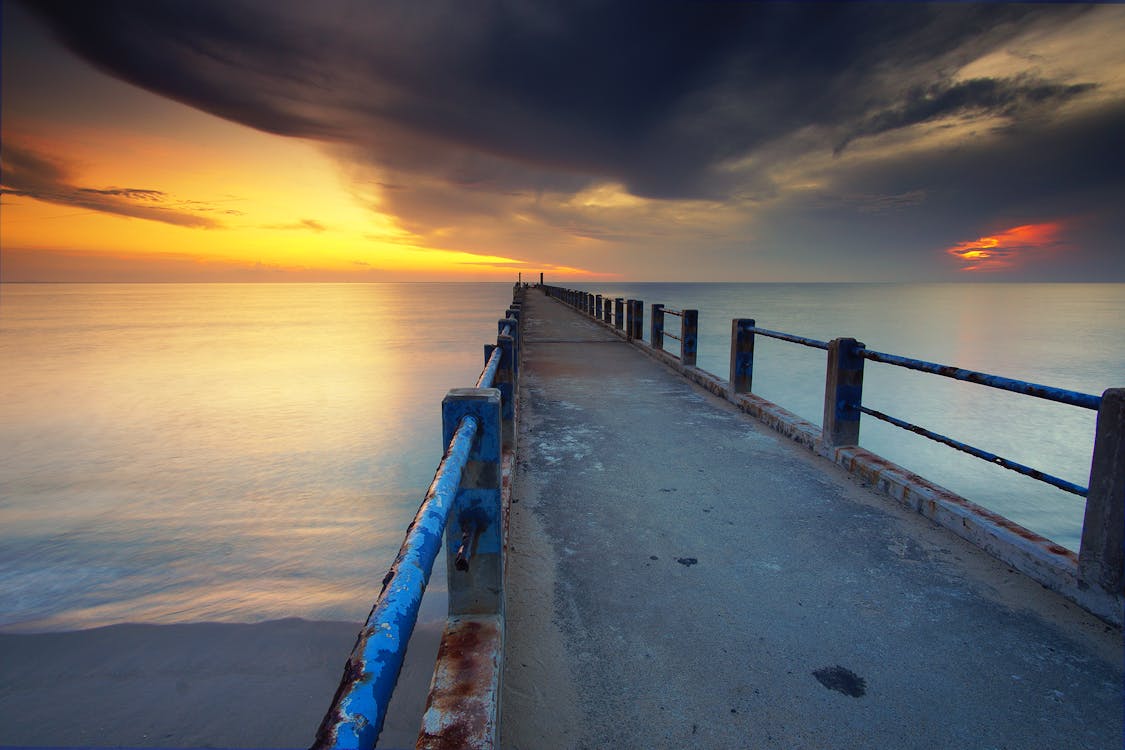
[314,414,480,750]
[860,348,1101,411]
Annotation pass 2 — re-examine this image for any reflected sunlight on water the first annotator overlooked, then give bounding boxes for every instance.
[0,283,513,632]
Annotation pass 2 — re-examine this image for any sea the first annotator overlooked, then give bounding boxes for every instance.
[0,282,1122,635]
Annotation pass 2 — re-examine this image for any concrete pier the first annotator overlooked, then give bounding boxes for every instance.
[502,291,1122,749]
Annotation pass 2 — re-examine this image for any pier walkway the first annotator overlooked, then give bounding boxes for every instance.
[501,291,1122,749]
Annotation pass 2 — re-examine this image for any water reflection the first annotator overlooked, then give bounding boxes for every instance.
[0,283,513,631]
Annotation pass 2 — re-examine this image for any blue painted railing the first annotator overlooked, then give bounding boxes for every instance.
[541,283,1123,596]
[312,291,522,750]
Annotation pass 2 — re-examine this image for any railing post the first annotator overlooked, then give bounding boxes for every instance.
[595,294,602,319]
[1080,388,1125,594]
[823,337,865,447]
[681,309,698,366]
[630,300,644,341]
[441,388,504,616]
[730,318,755,393]
[495,333,516,451]
[614,298,624,330]
[651,304,665,351]
[588,293,595,316]
[625,299,635,339]
[499,317,519,380]
[603,298,612,323]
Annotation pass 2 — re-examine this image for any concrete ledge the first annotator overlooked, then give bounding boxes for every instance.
[416,614,502,750]
[547,293,1124,626]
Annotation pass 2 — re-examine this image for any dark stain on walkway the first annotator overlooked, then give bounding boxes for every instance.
[813,665,867,697]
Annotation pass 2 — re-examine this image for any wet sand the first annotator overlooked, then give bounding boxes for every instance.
[0,617,441,748]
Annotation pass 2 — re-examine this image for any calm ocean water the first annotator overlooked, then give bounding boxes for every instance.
[1,282,1121,633]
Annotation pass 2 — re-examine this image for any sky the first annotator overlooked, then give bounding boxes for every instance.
[2,1,1124,282]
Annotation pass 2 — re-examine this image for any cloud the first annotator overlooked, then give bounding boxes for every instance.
[833,76,1097,154]
[0,142,222,228]
[944,221,1066,272]
[24,3,1086,200]
[17,2,1125,279]
[264,218,327,232]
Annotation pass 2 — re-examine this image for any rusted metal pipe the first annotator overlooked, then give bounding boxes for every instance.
[312,414,480,750]
[477,346,501,388]
[750,326,829,350]
[856,404,1087,496]
[860,348,1100,410]
[454,522,482,572]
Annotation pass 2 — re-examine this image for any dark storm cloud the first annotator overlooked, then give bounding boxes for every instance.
[834,76,1098,154]
[22,1,1093,203]
[0,143,221,228]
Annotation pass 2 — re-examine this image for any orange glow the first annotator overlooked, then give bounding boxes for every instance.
[0,112,602,281]
[944,222,1065,272]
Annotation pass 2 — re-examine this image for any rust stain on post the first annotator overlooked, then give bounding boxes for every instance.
[415,617,502,750]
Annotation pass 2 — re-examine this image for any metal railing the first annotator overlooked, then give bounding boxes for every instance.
[539,283,1123,596]
[312,290,523,750]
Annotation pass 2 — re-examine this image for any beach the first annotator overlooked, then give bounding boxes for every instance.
[0,618,442,748]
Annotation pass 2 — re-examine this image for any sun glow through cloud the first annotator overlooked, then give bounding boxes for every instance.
[944,222,1066,272]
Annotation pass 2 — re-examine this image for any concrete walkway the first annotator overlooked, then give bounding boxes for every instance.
[501,291,1122,750]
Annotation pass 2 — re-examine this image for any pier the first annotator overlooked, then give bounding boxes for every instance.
[316,284,1123,750]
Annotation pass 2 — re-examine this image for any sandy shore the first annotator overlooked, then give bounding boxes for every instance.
[0,617,442,748]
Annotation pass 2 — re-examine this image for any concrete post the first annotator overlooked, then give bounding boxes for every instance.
[681,309,698,366]
[651,304,665,351]
[588,293,596,316]
[539,272,543,286]
[603,298,612,323]
[823,337,865,447]
[1079,388,1125,594]
[630,300,644,341]
[615,298,625,330]
[595,295,603,320]
[625,299,636,340]
[495,334,516,451]
[730,318,756,393]
[498,318,519,379]
[441,388,503,616]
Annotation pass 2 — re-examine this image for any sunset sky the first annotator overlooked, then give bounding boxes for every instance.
[2,2,1124,282]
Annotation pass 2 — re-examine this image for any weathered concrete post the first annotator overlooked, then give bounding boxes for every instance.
[588,293,596,316]
[496,333,516,451]
[595,294,603,319]
[441,388,503,615]
[614,298,625,330]
[651,304,665,351]
[1079,388,1125,594]
[625,299,636,340]
[499,317,519,379]
[680,309,698,366]
[730,318,756,393]
[823,337,865,447]
[630,300,644,341]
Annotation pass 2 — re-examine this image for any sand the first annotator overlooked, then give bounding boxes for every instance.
[0,617,442,748]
